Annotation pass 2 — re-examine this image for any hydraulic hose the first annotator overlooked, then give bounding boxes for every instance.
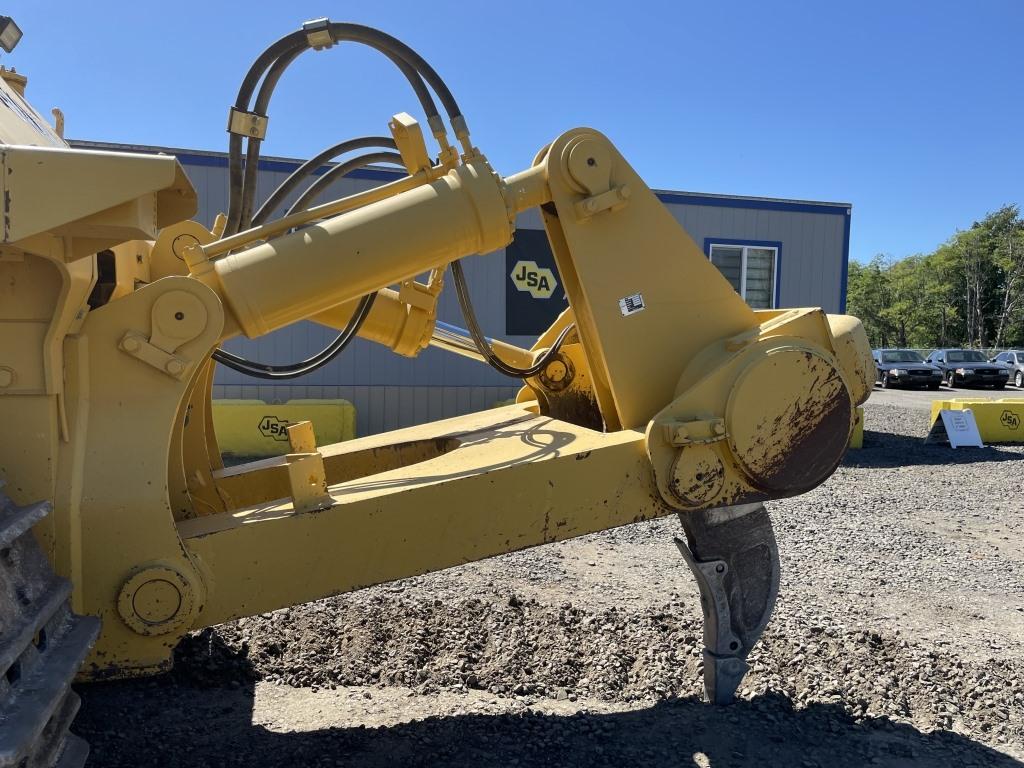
[450,260,575,379]
[285,152,404,217]
[226,31,308,235]
[218,20,477,379]
[324,23,464,125]
[212,293,376,379]
[252,136,397,225]
[237,48,305,231]
[237,48,438,232]
[225,23,455,236]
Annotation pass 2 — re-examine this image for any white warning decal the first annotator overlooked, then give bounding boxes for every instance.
[618,292,645,317]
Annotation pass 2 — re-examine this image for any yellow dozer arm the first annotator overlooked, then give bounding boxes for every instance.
[53,121,868,704]
[0,22,874,734]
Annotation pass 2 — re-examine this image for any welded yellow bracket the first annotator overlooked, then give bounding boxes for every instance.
[390,112,433,174]
[284,421,332,514]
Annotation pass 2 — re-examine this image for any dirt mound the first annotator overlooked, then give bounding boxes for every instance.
[180,590,1022,749]
[196,594,705,701]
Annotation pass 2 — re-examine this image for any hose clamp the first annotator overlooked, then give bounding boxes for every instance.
[226,107,268,139]
[303,17,334,51]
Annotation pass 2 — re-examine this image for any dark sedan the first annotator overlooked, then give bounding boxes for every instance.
[925,348,1011,388]
[872,349,943,389]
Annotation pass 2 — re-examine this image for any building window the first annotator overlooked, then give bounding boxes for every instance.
[707,242,779,308]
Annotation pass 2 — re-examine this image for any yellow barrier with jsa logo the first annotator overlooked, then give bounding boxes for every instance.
[929,398,1024,442]
[212,399,356,457]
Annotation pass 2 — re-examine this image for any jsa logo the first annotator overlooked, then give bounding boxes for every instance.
[258,415,291,441]
[1000,409,1020,430]
[510,260,557,299]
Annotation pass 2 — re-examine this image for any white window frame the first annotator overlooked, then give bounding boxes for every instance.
[707,243,779,308]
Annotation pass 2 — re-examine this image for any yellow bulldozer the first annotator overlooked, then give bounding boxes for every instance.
[0,17,873,766]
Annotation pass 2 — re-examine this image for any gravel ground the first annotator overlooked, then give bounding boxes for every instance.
[75,401,1024,767]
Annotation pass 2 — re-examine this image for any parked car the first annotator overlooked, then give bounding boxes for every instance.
[872,349,943,389]
[990,350,1024,388]
[925,349,1011,388]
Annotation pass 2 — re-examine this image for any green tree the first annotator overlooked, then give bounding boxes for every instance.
[846,204,1024,350]
[983,205,1024,347]
[847,255,894,347]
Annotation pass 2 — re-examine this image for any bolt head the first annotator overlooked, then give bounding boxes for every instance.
[122,337,141,353]
[165,359,185,375]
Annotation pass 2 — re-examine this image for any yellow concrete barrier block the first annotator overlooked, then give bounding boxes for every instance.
[213,399,356,457]
[928,398,1024,443]
[848,406,864,449]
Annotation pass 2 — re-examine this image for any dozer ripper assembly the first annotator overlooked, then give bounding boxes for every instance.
[0,18,874,766]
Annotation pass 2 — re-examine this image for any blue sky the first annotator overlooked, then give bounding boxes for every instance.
[3,1,1021,264]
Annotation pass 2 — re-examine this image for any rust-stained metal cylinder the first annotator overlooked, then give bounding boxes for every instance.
[725,348,852,494]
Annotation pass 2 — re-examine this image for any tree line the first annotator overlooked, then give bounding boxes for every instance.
[847,205,1024,350]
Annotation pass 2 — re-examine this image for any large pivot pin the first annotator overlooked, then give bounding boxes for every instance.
[675,503,780,704]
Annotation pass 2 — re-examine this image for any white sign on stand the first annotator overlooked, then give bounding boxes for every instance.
[925,408,985,448]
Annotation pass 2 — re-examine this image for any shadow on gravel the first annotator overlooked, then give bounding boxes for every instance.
[844,430,1022,468]
[75,635,1020,768]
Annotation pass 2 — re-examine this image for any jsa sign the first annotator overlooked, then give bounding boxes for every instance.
[510,260,557,299]
[505,230,567,336]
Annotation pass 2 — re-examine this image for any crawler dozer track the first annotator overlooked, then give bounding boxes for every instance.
[0,482,99,768]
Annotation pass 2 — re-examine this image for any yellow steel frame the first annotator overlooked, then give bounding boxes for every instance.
[0,115,873,676]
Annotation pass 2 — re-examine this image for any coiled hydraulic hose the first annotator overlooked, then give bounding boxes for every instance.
[217,21,549,382]
[236,51,437,233]
[252,136,398,226]
[224,21,467,236]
